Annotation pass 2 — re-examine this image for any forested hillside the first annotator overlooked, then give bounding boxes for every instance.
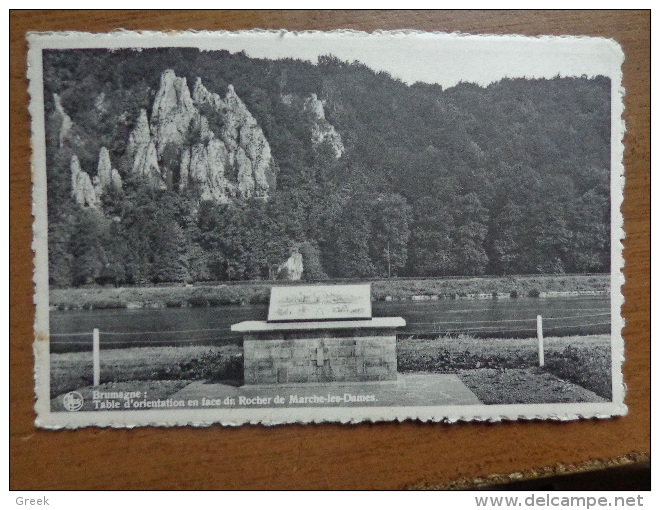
[42,48,611,287]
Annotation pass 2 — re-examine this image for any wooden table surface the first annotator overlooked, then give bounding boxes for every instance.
[10,10,650,490]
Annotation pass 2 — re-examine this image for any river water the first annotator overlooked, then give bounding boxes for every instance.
[49,296,611,353]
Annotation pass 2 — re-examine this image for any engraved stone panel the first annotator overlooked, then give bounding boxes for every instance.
[267,284,372,322]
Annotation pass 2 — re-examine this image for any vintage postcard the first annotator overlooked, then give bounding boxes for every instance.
[28,30,626,428]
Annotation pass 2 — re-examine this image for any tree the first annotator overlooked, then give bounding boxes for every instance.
[566,187,610,272]
[68,208,117,286]
[119,185,193,283]
[331,195,376,278]
[299,241,328,280]
[369,194,411,277]
[408,195,455,276]
[450,192,488,275]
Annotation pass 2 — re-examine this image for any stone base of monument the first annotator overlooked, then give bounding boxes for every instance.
[231,284,406,386]
[232,318,404,385]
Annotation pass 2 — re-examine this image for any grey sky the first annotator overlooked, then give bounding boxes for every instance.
[38,30,622,89]
[192,31,621,88]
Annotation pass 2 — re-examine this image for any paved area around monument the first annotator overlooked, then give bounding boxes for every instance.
[169,373,482,407]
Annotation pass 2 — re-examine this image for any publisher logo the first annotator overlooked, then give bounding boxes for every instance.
[63,391,84,412]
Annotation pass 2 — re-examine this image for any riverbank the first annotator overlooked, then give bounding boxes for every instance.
[50,274,610,310]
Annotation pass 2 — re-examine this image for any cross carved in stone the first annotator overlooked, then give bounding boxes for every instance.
[316,346,327,367]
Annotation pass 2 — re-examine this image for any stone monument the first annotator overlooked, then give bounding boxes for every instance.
[231,284,406,385]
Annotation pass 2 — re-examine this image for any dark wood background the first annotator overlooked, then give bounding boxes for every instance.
[10,10,650,490]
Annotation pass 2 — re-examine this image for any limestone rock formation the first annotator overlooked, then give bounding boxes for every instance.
[94,92,107,113]
[180,139,234,202]
[127,108,152,150]
[191,77,225,111]
[150,70,197,156]
[127,109,165,189]
[194,114,214,144]
[185,77,277,200]
[70,155,97,207]
[132,141,163,188]
[70,149,123,208]
[74,70,278,203]
[280,93,294,106]
[94,147,122,195]
[304,93,344,158]
[53,93,73,148]
[236,147,255,198]
[277,250,304,281]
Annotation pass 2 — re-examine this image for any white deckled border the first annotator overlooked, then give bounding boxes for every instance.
[27,30,627,428]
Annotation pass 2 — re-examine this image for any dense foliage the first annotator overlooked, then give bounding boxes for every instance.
[43,48,611,286]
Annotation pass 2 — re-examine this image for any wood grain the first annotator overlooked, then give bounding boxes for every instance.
[10,10,650,490]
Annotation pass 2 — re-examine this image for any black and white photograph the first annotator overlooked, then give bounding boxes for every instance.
[28,30,626,427]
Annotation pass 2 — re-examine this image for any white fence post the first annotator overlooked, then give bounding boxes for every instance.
[536,315,544,367]
[93,328,100,386]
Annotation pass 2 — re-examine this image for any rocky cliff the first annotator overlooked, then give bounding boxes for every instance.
[179,139,234,202]
[63,69,278,206]
[52,93,73,149]
[94,147,123,195]
[150,70,197,157]
[70,148,123,207]
[182,79,276,200]
[277,250,304,280]
[70,155,97,207]
[127,109,165,189]
[304,93,345,158]
[120,70,278,201]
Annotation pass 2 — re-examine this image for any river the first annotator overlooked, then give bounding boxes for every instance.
[49,296,611,353]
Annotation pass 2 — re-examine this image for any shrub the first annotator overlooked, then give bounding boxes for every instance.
[396,340,537,373]
[187,296,209,307]
[510,290,518,298]
[85,299,126,310]
[528,289,541,298]
[248,288,270,304]
[207,296,232,306]
[157,350,244,383]
[544,345,612,399]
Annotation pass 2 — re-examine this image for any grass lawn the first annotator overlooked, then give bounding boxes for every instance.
[458,368,607,404]
[50,334,612,405]
[397,334,612,400]
[50,344,241,398]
